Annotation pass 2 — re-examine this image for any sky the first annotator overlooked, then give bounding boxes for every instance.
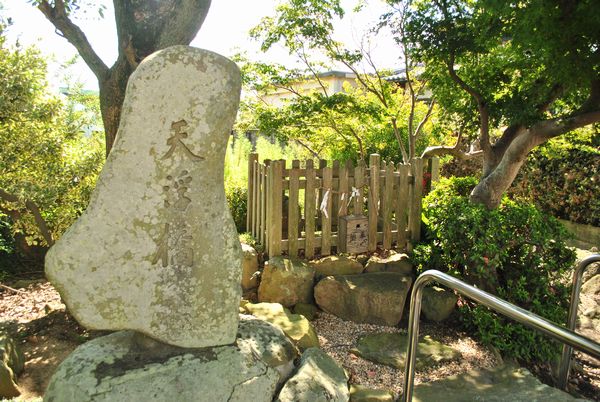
[3,0,400,90]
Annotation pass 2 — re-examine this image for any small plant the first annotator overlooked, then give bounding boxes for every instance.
[413,176,576,363]
[225,186,247,234]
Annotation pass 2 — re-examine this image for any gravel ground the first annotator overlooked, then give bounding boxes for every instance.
[312,311,501,398]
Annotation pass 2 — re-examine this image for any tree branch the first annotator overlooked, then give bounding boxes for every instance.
[0,188,54,246]
[37,0,109,80]
[294,139,321,159]
[446,53,491,153]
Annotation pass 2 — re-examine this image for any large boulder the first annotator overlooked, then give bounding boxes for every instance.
[277,348,349,402]
[44,46,243,348]
[44,321,296,402]
[0,332,25,398]
[582,274,600,296]
[258,257,315,307]
[238,315,298,385]
[243,302,320,350]
[241,243,260,290]
[310,256,364,279]
[350,332,460,370]
[421,286,458,322]
[314,273,412,326]
[364,253,413,275]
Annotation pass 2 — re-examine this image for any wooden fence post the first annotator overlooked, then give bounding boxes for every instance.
[247,153,258,234]
[396,164,410,250]
[288,160,300,257]
[304,160,316,259]
[368,154,381,252]
[382,161,395,250]
[410,158,424,243]
[267,160,283,257]
[321,165,333,256]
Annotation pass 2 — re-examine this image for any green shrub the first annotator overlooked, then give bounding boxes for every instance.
[226,186,247,233]
[440,128,600,226]
[413,176,576,363]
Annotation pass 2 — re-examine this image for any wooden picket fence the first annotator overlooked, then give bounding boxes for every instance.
[246,153,439,258]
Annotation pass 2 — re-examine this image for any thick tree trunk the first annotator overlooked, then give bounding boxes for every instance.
[470,129,541,209]
[99,58,133,156]
[37,0,212,156]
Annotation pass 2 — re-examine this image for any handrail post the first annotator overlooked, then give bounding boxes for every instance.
[557,254,600,390]
[402,269,600,402]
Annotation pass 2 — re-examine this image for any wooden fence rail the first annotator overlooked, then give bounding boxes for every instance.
[246,153,439,258]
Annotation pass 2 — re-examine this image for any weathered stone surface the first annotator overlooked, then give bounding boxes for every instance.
[412,365,588,402]
[238,315,298,384]
[349,384,394,402]
[241,243,260,290]
[45,47,242,348]
[351,333,460,370]
[44,327,286,402]
[258,257,315,307]
[364,253,413,275]
[422,286,458,322]
[277,348,349,402]
[0,332,24,398]
[243,302,320,350]
[310,256,364,279]
[314,273,412,326]
[293,303,319,321]
[582,274,600,295]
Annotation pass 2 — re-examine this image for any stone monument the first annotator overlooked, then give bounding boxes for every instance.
[45,45,242,348]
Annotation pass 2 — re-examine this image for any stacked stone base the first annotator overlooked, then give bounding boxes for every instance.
[45,317,296,402]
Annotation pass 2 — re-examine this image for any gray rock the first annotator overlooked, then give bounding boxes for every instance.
[581,274,600,295]
[364,253,413,275]
[238,315,298,384]
[412,365,589,401]
[0,332,24,398]
[44,327,285,402]
[422,286,458,322]
[351,332,460,370]
[349,384,394,402]
[241,243,260,290]
[243,302,320,350]
[314,273,412,326]
[277,348,349,402]
[45,46,242,348]
[258,257,315,307]
[310,256,364,279]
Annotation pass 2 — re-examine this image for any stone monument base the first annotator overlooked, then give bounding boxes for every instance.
[44,316,297,402]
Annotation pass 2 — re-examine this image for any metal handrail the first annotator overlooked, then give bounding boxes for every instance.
[557,254,600,390]
[402,269,600,402]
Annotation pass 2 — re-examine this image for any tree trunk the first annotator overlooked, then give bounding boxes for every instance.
[469,129,542,208]
[99,58,133,156]
[37,0,212,156]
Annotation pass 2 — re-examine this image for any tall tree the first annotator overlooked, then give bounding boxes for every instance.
[245,0,440,163]
[400,0,600,208]
[33,0,212,156]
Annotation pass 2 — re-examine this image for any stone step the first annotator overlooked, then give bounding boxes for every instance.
[411,365,589,402]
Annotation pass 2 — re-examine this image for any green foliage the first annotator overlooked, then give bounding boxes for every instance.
[0,38,104,246]
[226,185,247,234]
[441,127,600,226]
[403,0,600,134]
[511,131,600,226]
[413,176,576,362]
[240,0,444,163]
